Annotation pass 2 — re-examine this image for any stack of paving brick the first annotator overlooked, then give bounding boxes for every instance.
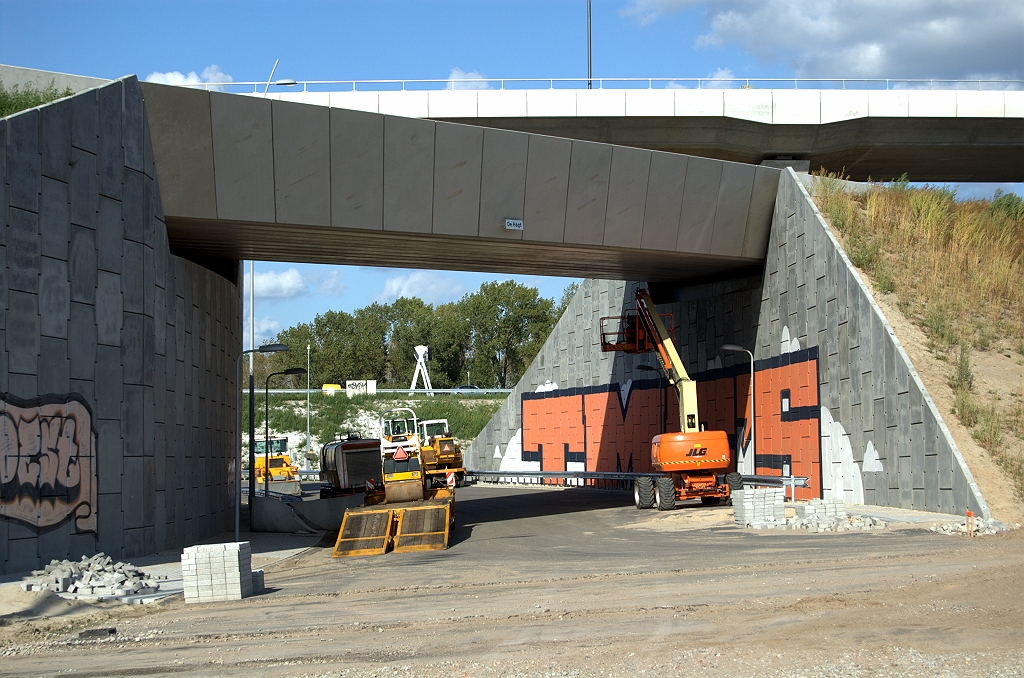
[794,498,847,522]
[181,542,263,603]
[732,488,786,528]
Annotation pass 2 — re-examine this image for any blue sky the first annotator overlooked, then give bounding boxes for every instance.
[2,0,1021,344]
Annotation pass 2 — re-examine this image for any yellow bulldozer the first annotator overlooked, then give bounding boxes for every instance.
[331,408,465,557]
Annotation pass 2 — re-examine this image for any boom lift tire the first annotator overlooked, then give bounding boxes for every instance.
[726,472,743,491]
[655,477,676,511]
[634,477,655,509]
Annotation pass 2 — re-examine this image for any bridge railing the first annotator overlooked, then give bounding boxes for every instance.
[181,77,1024,94]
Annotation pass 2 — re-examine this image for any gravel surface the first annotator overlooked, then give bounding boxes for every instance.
[1,485,1021,677]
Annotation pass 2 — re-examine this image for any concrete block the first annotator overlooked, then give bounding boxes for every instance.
[96,197,123,274]
[478,127,528,241]
[97,83,123,200]
[8,207,41,294]
[210,92,275,223]
[39,176,70,260]
[329,108,383,231]
[677,156,723,255]
[121,240,144,313]
[95,271,122,346]
[69,148,99,228]
[122,79,145,172]
[602,145,651,248]
[38,336,69,394]
[270,100,331,227]
[68,302,97,380]
[522,134,571,243]
[563,140,612,246]
[7,291,40,377]
[431,123,483,237]
[383,115,434,234]
[641,152,688,251]
[121,169,145,243]
[94,345,123,419]
[7,109,41,213]
[39,257,69,339]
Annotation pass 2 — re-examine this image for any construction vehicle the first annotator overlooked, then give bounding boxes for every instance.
[418,419,465,486]
[601,288,740,510]
[331,408,465,557]
[253,438,302,496]
[318,432,382,499]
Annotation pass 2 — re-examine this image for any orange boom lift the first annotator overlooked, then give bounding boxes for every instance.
[601,288,739,510]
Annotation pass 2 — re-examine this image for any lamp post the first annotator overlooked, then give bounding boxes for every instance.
[722,344,755,475]
[264,368,307,496]
[233,342,289,542]
[306,343,311,471]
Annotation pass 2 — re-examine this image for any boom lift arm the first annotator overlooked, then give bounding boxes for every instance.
[632,289,700,434]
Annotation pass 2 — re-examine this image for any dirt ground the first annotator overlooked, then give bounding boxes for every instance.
[1,486,1022,678]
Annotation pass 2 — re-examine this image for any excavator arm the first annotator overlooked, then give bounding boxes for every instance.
[632,289,700,434]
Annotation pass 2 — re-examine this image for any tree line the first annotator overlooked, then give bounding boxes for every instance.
[254,281,578,390]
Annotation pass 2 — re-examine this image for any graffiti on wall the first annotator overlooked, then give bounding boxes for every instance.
[0,393,98,533]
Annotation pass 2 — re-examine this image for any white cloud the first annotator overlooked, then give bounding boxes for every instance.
[241,315,283,347]
[620,1,1024,80]
[244,268,308,300]
[314,270,347,296]
[379,271,466,305]
[447,67,491,90]
[145,65,234,90]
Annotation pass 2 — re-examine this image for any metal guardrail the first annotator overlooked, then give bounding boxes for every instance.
[185,77,1024,93]
[467,470,809,488]
[242,388,512,395]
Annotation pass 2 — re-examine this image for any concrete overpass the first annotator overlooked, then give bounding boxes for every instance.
[141,82,780,282]
[256,81,1024,182]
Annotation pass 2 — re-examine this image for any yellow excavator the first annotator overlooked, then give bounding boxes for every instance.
[601,288,740,510]
[331,408,465,557]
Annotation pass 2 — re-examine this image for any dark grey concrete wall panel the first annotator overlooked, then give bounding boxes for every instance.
[640,152,687,251]
[563,141,612,246]
[603,145,651,248]
[1,77,241,574]
[431,123,483,237]
[757,169,988,517]
[677,156,722,254]
[478,128,527,241]
[272,100,330,227]
[383,115,435,233]
[522,134,571,244]
[209,92,275,223]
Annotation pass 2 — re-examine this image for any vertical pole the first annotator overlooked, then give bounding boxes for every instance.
[234,353,241,542]
[265,379,270,496]
[249,261,255,375]
[306,343,311,470]
[749,349,755,476]
[587,0,592,89]
[248,372,255,530]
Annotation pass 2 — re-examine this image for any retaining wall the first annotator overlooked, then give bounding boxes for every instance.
[0,77,242,574]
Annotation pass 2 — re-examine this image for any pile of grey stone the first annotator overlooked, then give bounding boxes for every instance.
[19,553,162,596]
[732,488,786,528]
[930,517,1012,536]
[787,513,887,533]
[181,542,264,603]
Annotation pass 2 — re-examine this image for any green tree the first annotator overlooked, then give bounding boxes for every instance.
[387,297,435,387]
[465,281,555,388]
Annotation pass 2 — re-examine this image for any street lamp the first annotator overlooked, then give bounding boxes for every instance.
[264,368,307,496]
[233,342,289,542]
[722,344,755,475]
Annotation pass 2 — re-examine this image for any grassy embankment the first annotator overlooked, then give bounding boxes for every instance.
[0,81,73,118]
[814,173,1024,498]
[241,392,504,461]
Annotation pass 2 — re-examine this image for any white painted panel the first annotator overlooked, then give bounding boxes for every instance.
[527,89,577,116]
[626,89,674,116]
[329,91,379,113]
[821,90,869,123]
[675,89,723,116]
[428,90,478,118]
[771,90,821,124]
[908,90,957,117]
[955,91,1005,117]
[273,92,330,106]
[1005,91,1024,117]
[724,90,772,123]
[478,89,527,117]
[379,90,429,117]
[576,88,626,116]
[868,91,908,117]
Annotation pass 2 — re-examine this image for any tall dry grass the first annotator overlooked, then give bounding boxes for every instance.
[813,173,1024,352]
[814,172,1024,499]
